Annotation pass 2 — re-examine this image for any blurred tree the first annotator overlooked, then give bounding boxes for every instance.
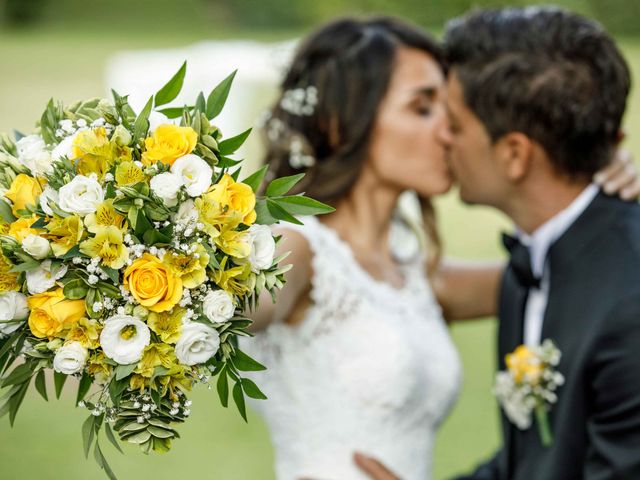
[1,0,47,26]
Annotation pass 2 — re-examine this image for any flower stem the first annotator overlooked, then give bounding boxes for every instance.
[535,404,553,447]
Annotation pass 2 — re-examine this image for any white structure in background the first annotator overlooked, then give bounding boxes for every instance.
[106,40,297,174]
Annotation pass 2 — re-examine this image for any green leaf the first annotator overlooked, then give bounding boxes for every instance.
[134,208,154,237]
[232,349,267,372]
[82,415,95,459]
[62,244,83,260]
[9,260,40,273]
[133,96,154,142]
[2,362,33,387]
[254,199,277,225]
[154,61,187,107]
[206,70,237,119]
[266,173,305,197]
[76,372,92,405]
[217,368,229,408]
[105,423,124,454]
[218,128,252,156]
[114,363,137,381]
[147,425,175,439]
[241,164,268,193]
[232,382,247,422]
[54,370,67,399]
[266,199,303,225]
[63,279,89,300]
[35,370,48,401]
[0,200,16,223]
[108,378,128,405]
[195,92,206,114]
[9,380,30,426]
[157,107,187,119]
[143,229,171,246]
[0,332,23,360]
[94,441,119,480]
[102,267,120,285]
[241,378,267,400]
[270,195,335,216]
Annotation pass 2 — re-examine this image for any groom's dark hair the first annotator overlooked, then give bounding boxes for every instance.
[444,6,631,178]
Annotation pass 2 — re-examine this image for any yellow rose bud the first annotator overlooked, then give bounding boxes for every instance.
[5,174,43,216]
[123,253,183,313]
[28,288,86,339]
[207,174,257,225]
[141,125,198,167]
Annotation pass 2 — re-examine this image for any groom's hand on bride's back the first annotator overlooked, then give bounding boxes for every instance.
[594,147,640,200]
[353,452,402,480]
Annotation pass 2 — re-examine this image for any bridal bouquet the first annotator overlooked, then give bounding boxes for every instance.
[0,63,331,478]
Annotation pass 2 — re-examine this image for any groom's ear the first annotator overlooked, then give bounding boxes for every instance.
[495,132,534,182]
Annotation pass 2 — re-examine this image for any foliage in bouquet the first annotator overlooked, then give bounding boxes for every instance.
[0,62,332,478]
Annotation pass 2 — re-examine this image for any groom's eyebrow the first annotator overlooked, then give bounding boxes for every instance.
[414,86,438,99]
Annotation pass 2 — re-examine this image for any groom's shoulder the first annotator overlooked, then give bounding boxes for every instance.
[597,196,640,252]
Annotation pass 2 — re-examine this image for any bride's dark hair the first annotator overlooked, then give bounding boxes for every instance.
[262,16,445,267]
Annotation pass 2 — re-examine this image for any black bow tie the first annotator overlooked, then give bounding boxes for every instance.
[502,233,541,289]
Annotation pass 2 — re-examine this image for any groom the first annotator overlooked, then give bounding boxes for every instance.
[356,6,640,480]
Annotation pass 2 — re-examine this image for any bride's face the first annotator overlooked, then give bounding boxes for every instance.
[364,46,453,197]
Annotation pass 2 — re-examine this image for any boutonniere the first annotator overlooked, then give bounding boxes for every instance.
[494,339,565,447]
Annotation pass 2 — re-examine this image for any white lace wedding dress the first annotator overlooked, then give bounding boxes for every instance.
[240,215,462,480]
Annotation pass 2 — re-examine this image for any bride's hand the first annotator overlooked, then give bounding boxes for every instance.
[353,452,401,480]
[594,148,640,200]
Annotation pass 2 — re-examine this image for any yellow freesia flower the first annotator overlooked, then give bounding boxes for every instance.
[141,125,197,167]
[80,225,129,269]
[45,215,84,256]
[135,343,177,378]
[129,373,148,393]
[7,214,41,243]
[506,345,543,385]
[147,307,184,344]
[66,317,101,349]
[214,225,250,259]
[211,257,252,297]
[157,365,193,399]
[162,245,209,288]
[28,288,85,339]
[123,253,182,313]
[84,199,126,233]
[0,253,19,293]
[115,160,146,186]
[73,127,132,179]
[87,351,112,384]
[4,173,43,216]
[206,173,257,225]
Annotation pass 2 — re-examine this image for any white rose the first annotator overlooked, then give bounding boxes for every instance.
[0,292,29,336]
[51,131,79,162]
[26,260,68,294]
[22,234,51,260]
[172,199,198,225]
[202,290,235,324]
[16,135,53,177]
[247,224,276,272]
[100,314,150,365]
[171,154,213,197]
[58,175,104,215]
[53,341,89,375]
[175,322,220,366]
[39,185,59,216]
[150,172,183,207]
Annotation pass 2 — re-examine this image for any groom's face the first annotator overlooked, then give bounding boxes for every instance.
[445,71,508,207]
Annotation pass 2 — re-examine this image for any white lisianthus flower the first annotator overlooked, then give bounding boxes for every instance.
[172,199,198,225]
[22,234,51,260]
[58,175,104,215]
[148,111,174,134]
[51,131,80,161]
[247,224,276,272]
[202,290,235,324]
[39,185,60,216]
[100,314,150,365]
[16,135,54,177]
[175,322,220,366]
[26,260,68,294]
[150,172,183,207]
[53,341,89,375]
[171,154,213,197]
[0,292,29,336]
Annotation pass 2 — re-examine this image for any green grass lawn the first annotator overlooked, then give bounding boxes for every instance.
[0,23,638,480]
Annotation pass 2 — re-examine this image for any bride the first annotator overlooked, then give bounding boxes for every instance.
[240,16,638,480]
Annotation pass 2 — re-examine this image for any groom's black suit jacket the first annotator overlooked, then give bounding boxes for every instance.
[459,193,640,480]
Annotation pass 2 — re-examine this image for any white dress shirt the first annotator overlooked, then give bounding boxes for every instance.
[517,184,600,346]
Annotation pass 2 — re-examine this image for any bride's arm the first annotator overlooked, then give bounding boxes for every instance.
[432,257,505,323]
[247,227,313,332]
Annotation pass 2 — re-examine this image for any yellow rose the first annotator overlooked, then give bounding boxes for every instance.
[124,253,182,313]
[141,125,198,167]
[7,215,41,243]
[206,174,257,225]
[5,174,43,216]
[28,288,86,339]
[45,215,84,256]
